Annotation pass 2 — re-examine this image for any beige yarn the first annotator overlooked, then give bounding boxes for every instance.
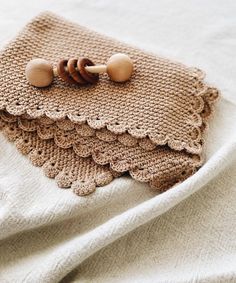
[0,116,114,196]
[0,12,219,196]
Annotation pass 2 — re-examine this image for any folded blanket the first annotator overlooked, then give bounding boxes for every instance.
[0,12,219,196]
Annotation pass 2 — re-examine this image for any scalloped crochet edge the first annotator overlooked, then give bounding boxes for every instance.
[0,113,204,193]
[0,118,115,196]
[0,83,219,158]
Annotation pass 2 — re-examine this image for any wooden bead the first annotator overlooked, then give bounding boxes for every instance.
[25,58,54,87]
[106,53,133,82]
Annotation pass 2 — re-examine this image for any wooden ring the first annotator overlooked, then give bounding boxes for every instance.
[67,59,86,85]
[57,60,76,85]
[77,58,99,84]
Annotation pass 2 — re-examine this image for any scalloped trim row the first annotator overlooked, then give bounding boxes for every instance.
[0,118,115,196]
[0,83,219,157]
[0,114,203,193]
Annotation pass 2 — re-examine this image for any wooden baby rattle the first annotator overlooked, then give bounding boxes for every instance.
[25,53,133,87]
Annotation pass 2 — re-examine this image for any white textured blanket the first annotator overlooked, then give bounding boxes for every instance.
[0,0,236,282]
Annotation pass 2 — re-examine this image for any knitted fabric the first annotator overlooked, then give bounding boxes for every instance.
[0,12,219,196]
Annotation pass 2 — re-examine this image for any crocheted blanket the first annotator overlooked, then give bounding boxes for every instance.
[0,12,219,196]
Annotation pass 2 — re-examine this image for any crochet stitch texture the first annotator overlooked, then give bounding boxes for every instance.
[0,12,219,196]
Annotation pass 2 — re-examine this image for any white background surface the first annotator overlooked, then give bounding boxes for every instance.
[0,1,236,282]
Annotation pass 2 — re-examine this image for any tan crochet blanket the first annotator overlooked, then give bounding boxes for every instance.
[0,12,219,196]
